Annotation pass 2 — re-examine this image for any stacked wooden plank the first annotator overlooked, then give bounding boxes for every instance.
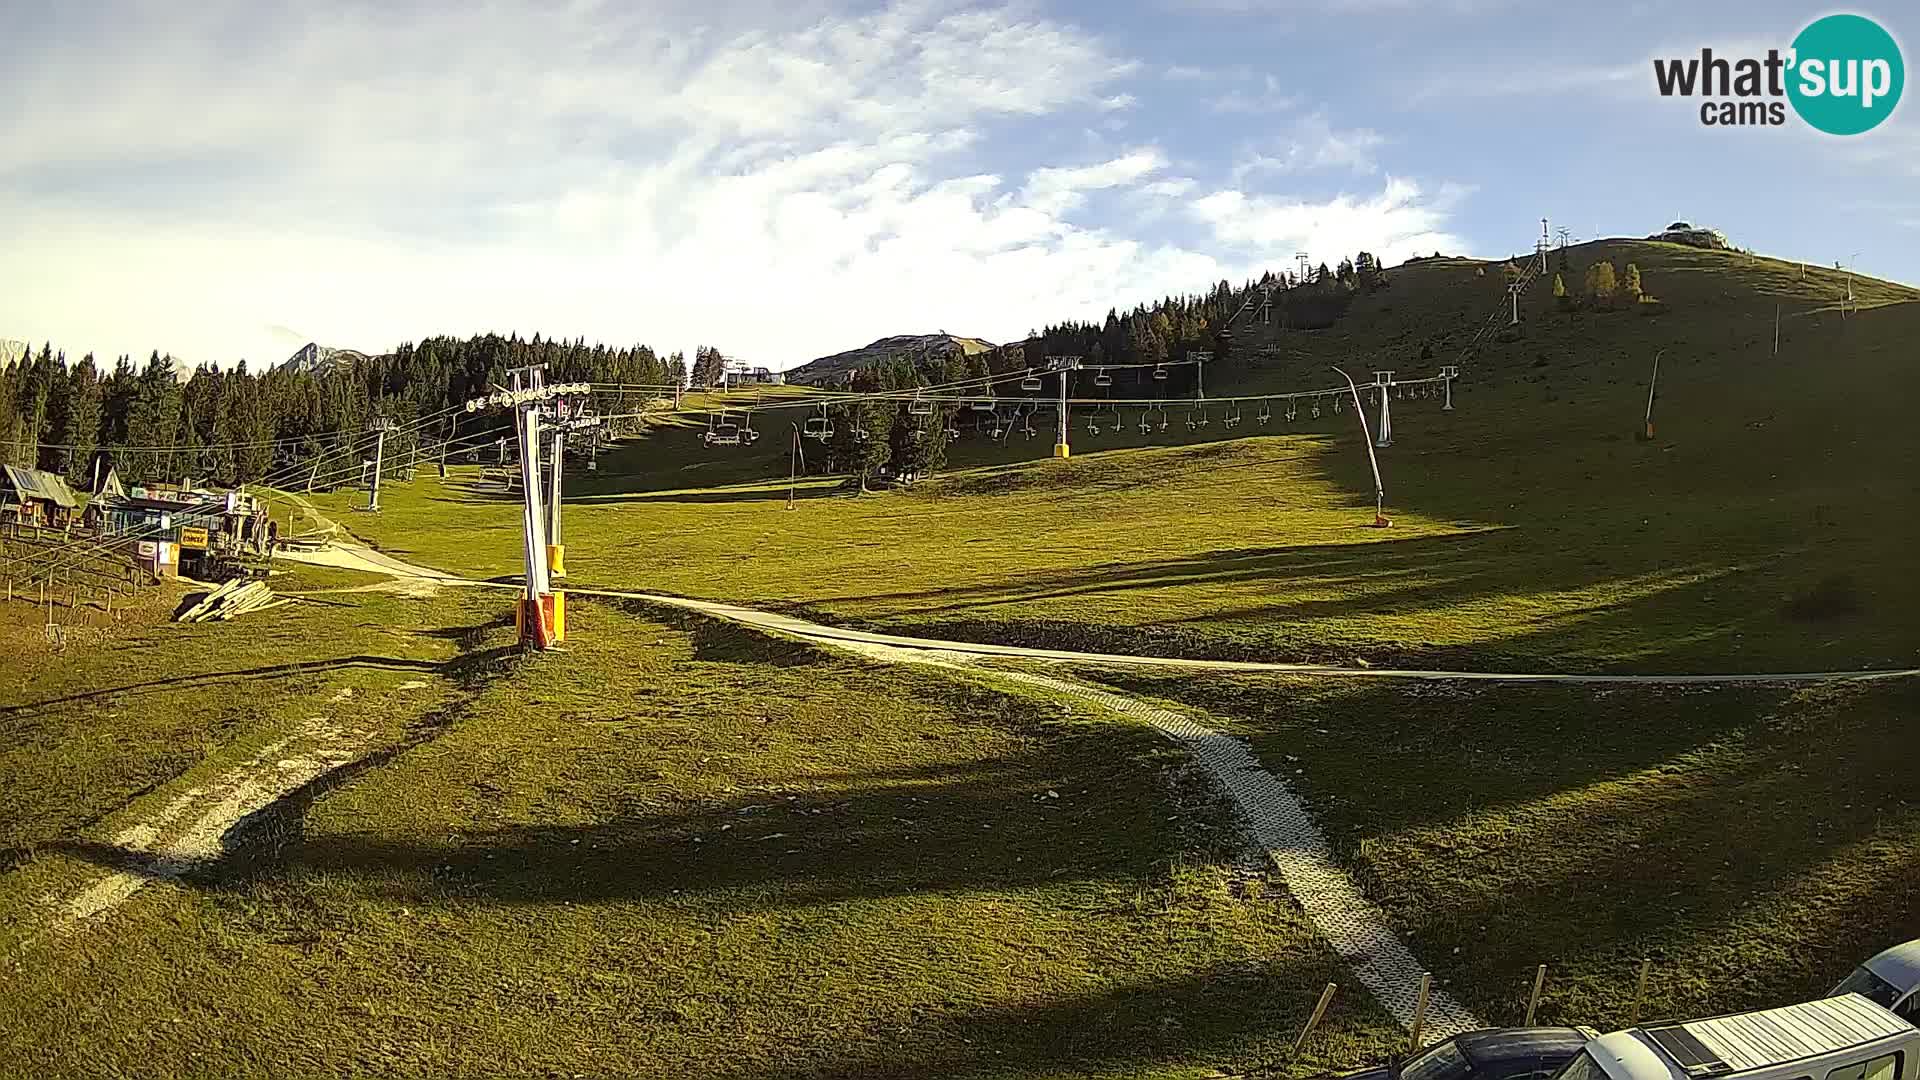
[176,579,291,622]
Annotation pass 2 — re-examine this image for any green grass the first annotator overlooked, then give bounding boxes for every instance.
[1084,670,1920,1030]
[4,238,1913,1076]
[0,593,1406,1078]
[297,240,1920,675]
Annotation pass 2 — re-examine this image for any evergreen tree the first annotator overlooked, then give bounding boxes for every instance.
[1623,263,1644,304]
[60,355,104,488]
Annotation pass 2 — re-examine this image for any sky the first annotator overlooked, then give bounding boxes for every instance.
[1,0,1914,371]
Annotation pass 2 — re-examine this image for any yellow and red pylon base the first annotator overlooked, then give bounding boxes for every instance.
[514,591,566,647]
[546,544,566,578]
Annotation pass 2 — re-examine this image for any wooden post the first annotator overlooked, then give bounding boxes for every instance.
[1630,958,1652,1023]
[1293,983,1338,1056]
[1773,305,1780,357]
[1524,965,1548,1025]
[1409,973,1434,1052]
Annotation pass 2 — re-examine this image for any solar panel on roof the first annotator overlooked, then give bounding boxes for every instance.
[1648,1025,1734,1077]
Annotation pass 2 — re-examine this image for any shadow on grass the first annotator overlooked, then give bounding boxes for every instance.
[1351,682,1920,1015]
[0,655,448,716]
[715,960,1375,1080]
[1093,675,1798,836]
[59,731,1184,911]
[1102,672,1920,1026]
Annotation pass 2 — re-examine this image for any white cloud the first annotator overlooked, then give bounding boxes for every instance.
[1208,75,1301,114]
[0,2,1473,370]
[1142,178,1199,198]
[1190,177,1472,266]
[1018,149,1168,214]
[1230,111,1386,180]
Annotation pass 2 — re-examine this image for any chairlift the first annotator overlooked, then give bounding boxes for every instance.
[1286,398,1298,422]
[1019,369,1044,392]
[1310,398,1322,419]
[1156,404,1170,432]
[1022,413,1038,439]
[804,405,834,442]
[1137,410,1154,436]
[707,419,742,447]
[1152,363,1169,381]
[1224,401,1243,428]
[1086,413,1101,436]
[1257,400,1272,425]
[1187,403,1209,431]
[908,393,934,417]
[943,420,961,440]
[971,396,996,413]
[1334,393,1344,414]
[1093,368,1113,388]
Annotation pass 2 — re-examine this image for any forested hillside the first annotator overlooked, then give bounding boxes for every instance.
[0,335,686,488]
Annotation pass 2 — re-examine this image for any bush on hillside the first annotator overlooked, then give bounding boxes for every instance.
[1553,273,1574,312]
[1585,261,1619,309]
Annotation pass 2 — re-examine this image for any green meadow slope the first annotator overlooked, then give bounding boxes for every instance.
[308,240,1920,675]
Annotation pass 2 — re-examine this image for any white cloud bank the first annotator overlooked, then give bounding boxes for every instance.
[0,0,1473,369]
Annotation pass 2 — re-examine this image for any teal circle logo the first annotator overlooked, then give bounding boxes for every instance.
[1788,14,1904,135]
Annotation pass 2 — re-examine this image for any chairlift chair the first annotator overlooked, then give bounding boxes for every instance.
[908,394,934,417]
[804,406,834,442]
[1093,368,1113,388]
[1156,404,1170,432]
[1257,400,1272,425]
[1310,398,1322,419]
[1286,398,1298,422]
[1152,363,1168,381]
[1224,401,1242,428]
[1086,413,1101,436]
[1019,369,1044,392]
[1137,410,1154,436]
[1334,393,1343,413]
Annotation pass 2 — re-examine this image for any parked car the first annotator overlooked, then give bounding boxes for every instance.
[1831,939,1920,1025]
[1339,1027,1600,1080]
[1548,993,1915,1080]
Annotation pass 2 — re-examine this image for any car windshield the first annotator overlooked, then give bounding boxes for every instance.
[1833,967,1903,1008]
[1402,1041,1473,1080]
[1551,1050,1609,1080]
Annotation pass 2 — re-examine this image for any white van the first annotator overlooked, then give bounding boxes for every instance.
[1549,994,1918,1080]
[1832,940,1920,1025]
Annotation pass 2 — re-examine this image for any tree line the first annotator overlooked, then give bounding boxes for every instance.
[0,335,688,489]
[809,253,1393,488]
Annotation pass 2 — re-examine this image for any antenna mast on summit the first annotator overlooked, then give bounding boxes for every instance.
[1537,218,1550,274]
